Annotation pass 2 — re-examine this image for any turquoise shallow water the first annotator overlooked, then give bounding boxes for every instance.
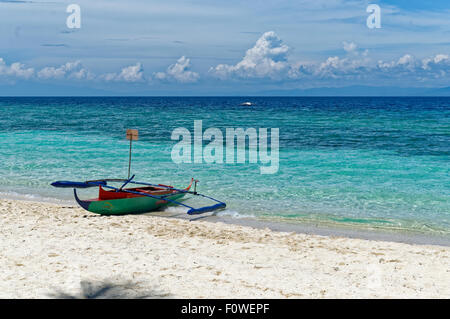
[0,97,449,235]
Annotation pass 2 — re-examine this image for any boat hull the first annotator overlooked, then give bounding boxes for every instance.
[78,192,187,215]
[74,181,192,215]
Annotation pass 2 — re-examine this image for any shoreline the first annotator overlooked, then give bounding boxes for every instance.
[2,192,450,247]
[177,213,450,247]
[1,197,449,298]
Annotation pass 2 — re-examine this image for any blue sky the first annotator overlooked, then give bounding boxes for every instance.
[0,0,449,95]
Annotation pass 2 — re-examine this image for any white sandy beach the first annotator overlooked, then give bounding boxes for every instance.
[0,198,449,298]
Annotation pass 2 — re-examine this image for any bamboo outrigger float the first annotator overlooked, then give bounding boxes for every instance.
[51,129,226,216]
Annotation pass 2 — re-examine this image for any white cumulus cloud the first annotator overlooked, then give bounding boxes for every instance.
[374,53,450,83]
[101,63,144,82]
[154,56,199,83]
[210,31,290,80]
[343,41,357,53]
[37,61,93,80]
[0,58,34,79]
[209,33,450,86]
[422,54,449,70]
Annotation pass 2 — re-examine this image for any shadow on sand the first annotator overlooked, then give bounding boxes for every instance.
[48,280,171,299]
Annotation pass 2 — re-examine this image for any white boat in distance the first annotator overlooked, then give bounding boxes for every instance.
[240,102,253,106]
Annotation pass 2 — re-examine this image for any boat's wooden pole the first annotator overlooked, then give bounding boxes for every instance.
[126,129,139,179]
[128,139,132,179]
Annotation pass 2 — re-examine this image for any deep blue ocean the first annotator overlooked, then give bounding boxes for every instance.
[0,97,449,235]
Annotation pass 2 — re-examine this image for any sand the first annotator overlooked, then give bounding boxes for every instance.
[0,198,449,298]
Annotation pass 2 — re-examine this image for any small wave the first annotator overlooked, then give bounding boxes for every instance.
[162,206,189,214]
[0,191,72,205]
[216,209,255,219]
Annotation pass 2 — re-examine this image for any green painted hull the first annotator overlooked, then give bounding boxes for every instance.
[77,191,187,215]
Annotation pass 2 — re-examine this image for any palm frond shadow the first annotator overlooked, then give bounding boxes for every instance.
[48,280,171,299]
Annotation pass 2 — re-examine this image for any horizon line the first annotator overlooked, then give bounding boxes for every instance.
[0,95,449,98]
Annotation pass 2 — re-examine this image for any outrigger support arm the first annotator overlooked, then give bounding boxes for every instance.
[119,174,135,191]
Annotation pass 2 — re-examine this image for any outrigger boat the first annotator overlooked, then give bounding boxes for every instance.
[51,175,226,215]
[51,129,226,216]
